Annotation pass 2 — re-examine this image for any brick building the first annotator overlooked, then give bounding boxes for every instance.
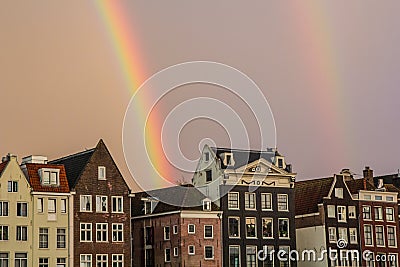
[192,146,297,267]
[131,186,222,267]
[50,139,132,267]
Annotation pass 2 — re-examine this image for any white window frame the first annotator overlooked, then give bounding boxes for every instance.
[262,217,273,239]
[261,193,272,211]
[349,228,358,244]
[96,223,108,242]
[96,254,108,267]
[203,199,211,211]
[374,206,383,221]
[228,216,240,238]
[37,198,44,213]
[246,217,257,238]
[96,195,108,213]
[16,225,28,241]
[0,201,9,216]
[278,218,289,238]
[338,227,348,243]
[204,225,213,239]
[111,196,123,213]
[173,247,178,257]
[363,206,372,220]
[112,223,123,242]
[188,224,195,234]
[80,195,92,212]
[0,225,9,240]
[328,227,337,243]
[387,226,397,247]
[98,166,106,180]
[337,206,347,222]
[277,194,289,211]
[204,246,214,260]
[164,248,171,262]
[80,254,92,267]
[245,192,256,210]
[229,246,241,267]
[386,207,395,222]
[164,226,170,240]
[228,192,239,210]
[57,258,66,267]
[57,228,66,248]
[188,245,195,255]
[327,205,336,218]
[39,227,49,248]
[173,225,178,234]
[16,202,28,217]
[348,206,356,219]
[364,224,373,246]
[388,253,398,267]
[112,254,123,267]
[335,188,344,199]
[61,199,67,213]
[48,199,56,213]
[80,223,92,242]
[375,225,385,247]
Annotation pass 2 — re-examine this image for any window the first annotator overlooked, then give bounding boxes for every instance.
[98,166,106,180]
[57,258,66,267]
[17,203,28,217]
[96,223,108,242]
[16,226,28,241]
[388,226,396,247]
[0,201,9,216]
[0,225,8,240]
[364,195,372,200]
[112,224,123,242]
[364,225,373,246]
[80,254,92,267]
[338,227,348,242]
[203,200,211,211]
[7,181,18,192]
[39,228,49,248]
[263,246,274,267]
[0,253,9,267]
[387,196,394,202]
[205,170,212,182]
[188,224,195,234]
[112,255,123,267]
[40,169,59,185]
[226,154,232,166]
[349,228,357,244]
[328,227,337,243]
[112,197,123,213]
[80,195,92,212]
[348,206,356,219]
[262,218,273,238]
[96,254,108,267]
[246,246,257,267]
[173,225,178,234]
[228,192,239,210]
[61,199,67,213]
[365,252,374,267]
[145,226,153,245]
[279,246,290,267]
[388,254,398,267]
[204,152,210,162]
[165,248,171,262]
[375,195,383,201]
[335,188,343,198]
[204,246,214,260]
[337,206,346,222]
[229,246,240,267]
[204,225,213,238]
[245,193,256,210]
[48,199,56,213]
[173,247,178,257]
[278,158,284,168]
[15,253,27,267]
[387,207,395,222]
[80,223,92,242]
[96,196,108,212]
[279,218,289,238]
[188,245,195,255]
[38,198,44,213]
[39,258,48,267]
[277,194,288,211]
[229,217,240,238]
[363,206,371,220]
[327,205,335,218]
[57,228,66,248]
[374,206,383,221]
[144,201,152,214]
[376,225,385,246]
[246,217,256,238]
[164,226,170,240]
[261,193,272,210]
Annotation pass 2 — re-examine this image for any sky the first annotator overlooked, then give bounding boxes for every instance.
[1,1,400,190]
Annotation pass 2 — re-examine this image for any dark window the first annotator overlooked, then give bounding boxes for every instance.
[204,246,213,259]
[7,181,18,192]
[16,226,27,241]
[262,218,273,238]
[165,248,171,262]
[229,217,240,238]
[206,170,212,182]
[246,218,256,238]
[278,218,289,238]
[145,227,153,245]
[164,226,170,240]
[363,206,371,220]
[278,158,283,168]
[17,203,27,217]
[204,225,213,238]
[229,246,240,267]
[0,202,9,216]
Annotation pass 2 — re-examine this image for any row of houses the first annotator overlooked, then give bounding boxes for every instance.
[0,139,400,267]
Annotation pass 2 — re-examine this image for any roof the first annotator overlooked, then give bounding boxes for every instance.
[210,147,275,169]
[132,185,219,216]
[346,178,375,194]
[25,163,70,193]
[295,177,334,215]
[49,148,95,188]
[0,161,9,176]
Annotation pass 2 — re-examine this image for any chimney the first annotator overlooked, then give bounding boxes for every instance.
[2,153,17,162]
[363,166,374,184]
[340,168,353,181]
[21,155,48,165]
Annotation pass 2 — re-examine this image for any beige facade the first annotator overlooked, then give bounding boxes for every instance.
[0,155,33,267]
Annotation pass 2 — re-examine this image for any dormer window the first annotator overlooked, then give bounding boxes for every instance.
[98,166,106,180]
[143,199,158,214]
[275,156,285,169]
[203,199,211,211]
[224,153,234,166]
[39,168,60,186]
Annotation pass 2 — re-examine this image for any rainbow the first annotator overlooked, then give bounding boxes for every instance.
[289,2,352,167]
[94,2,174,187]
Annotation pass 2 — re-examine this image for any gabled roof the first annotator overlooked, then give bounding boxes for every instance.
[49,148,95,188]
[295,177,334,215]
[210,147,275,169]
[132,185,219,216]
[0,161,9,177]
[25,163,70,193]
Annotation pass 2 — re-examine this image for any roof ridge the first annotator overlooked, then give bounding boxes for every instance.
[211,147,275,153]
[296,176,333,184]
[50,148,95,163]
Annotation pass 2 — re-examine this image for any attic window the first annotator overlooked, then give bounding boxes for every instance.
[203,200,211,211]
[278,158,283,168]
[335,188,343,199]
[98,166,106,180]
[40,169,60,186]
[204,152,210,162]
[224,153,233,166]
[205,170,212,183]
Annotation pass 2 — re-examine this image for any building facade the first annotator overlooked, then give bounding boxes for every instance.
[193,146,297,267]
[131,186,222,267]
[50,139,132,267]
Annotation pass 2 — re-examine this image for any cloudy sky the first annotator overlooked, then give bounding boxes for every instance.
[1,1,399,190]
